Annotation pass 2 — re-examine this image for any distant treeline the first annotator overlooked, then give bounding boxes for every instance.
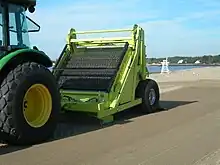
[52,54,220,65]
[147,54,220,64]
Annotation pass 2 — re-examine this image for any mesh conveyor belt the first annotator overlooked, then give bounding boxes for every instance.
[56,42,129,92]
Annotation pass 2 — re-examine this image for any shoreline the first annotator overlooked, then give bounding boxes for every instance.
[147,64,213,74]
[147,64,220,66]
[149,66,207,74]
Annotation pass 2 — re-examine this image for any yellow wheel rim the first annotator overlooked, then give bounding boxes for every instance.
[23,84,52,128]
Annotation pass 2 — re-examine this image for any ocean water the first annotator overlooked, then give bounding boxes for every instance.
[147,65,210,73]
[50,65,211,73]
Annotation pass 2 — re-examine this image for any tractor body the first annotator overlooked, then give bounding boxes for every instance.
[3,0,36,6]
[0,1,60,145]
[0,0,51,67]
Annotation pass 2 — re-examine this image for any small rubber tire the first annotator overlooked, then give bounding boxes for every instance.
[135,79,160,113]
[0,62,60,145]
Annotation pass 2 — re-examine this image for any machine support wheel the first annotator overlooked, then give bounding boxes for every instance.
[0,62,60,145]
[135,79,160,113]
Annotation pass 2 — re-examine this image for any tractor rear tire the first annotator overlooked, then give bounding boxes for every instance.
[135,79,160,114]
[0,62,60,145]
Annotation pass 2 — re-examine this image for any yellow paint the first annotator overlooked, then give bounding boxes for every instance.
[23,84,52,128]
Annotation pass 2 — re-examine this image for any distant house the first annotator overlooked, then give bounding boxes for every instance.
[177,59,184,64]
[195,60,200,64]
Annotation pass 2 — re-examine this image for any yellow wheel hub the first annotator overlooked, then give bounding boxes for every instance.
[23,84,52,128]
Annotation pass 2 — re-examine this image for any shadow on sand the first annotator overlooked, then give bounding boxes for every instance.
[0,100,197,155]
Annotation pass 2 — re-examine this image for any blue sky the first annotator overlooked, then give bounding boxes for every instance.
[27,0,220,60]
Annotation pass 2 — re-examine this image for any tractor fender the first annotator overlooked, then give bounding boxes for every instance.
[0,48,53,71]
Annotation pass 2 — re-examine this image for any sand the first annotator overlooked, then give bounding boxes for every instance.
[149,66,220,83]
[1,66,220,165]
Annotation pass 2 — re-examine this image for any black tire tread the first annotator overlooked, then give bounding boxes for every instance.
[135,79,160,113]
[0,62,60,145]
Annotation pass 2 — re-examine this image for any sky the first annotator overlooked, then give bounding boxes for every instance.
[27,0,220,60]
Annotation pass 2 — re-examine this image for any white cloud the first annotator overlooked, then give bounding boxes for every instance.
[140,17,220,58]
[195,0,220,7]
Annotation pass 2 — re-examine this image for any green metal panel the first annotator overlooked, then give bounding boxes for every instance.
[0,48,52,69]
[118,64,135,104]
[97,98,142,119]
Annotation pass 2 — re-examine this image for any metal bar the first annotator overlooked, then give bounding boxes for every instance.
[70,37,132,43]
[2,2,10,47]
[76,45,127,48]
[71,28,132,34]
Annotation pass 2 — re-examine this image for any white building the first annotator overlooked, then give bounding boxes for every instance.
[177,59,184,64]
[195,60,200,64]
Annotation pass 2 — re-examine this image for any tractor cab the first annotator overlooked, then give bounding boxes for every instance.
[0,0,40,53]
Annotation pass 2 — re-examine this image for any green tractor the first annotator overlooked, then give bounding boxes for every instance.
[0,0,60,145]
[0,0,161,146]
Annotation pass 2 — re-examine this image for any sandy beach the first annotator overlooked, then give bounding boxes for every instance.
[1,66,220,165]
[150,66,220,83]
